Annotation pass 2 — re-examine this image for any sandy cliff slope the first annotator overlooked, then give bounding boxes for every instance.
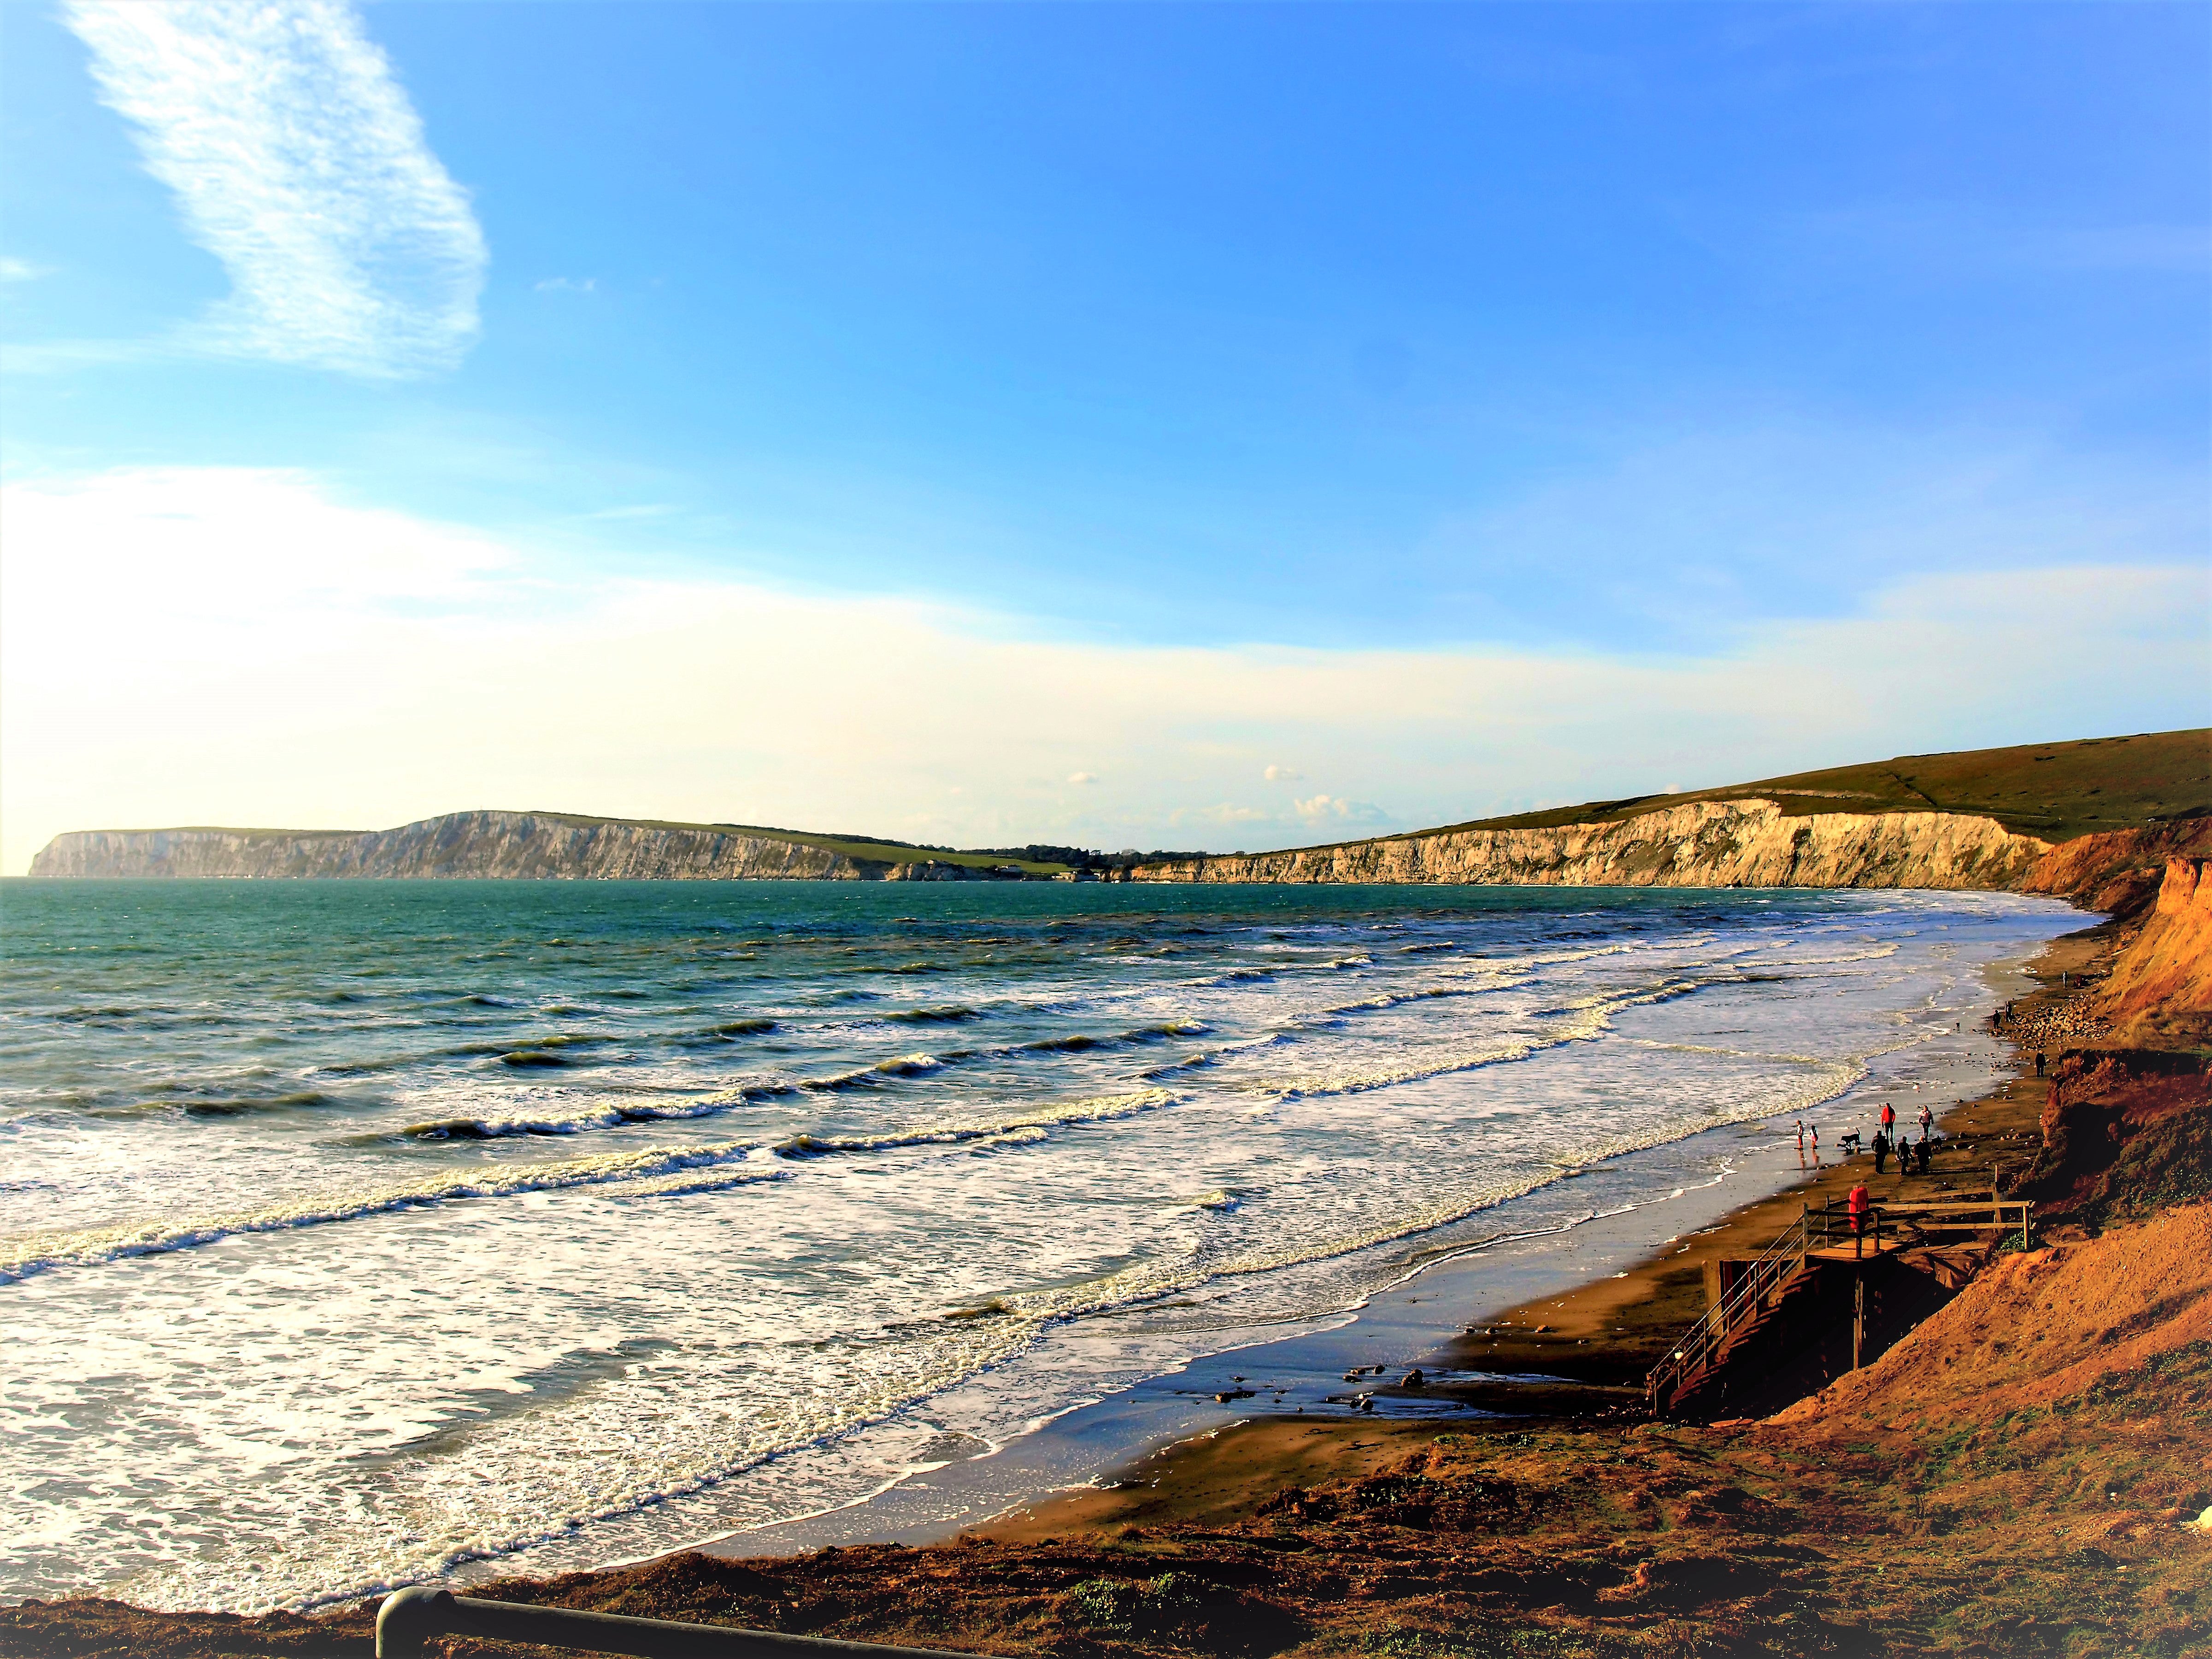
[2018,816,2212,918]
[2091,858,2212,1043]
[1768,1203,2212,1435]
[1127,798,2050,890]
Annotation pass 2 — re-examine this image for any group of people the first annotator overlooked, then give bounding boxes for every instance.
[1872,1099,1934,1174]
[1795,1097,1936,1177]
[1844,1100,1939,1241]
[1873,1124,1930,1176]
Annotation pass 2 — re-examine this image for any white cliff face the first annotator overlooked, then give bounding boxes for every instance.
[29,800,2056,891]
[1124,800,2052,891]
[28,812,885,880]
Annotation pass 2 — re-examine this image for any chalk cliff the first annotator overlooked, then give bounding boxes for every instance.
[1121,799,2052,891]
[36,800,2206,899]
[27,812,1024,882]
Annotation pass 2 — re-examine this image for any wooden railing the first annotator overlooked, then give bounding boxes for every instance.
[376,1587,979,1659]
[1878,1194,2033,1248]
[1807,1200,1891,1254]
[1645,1191,2036,1415]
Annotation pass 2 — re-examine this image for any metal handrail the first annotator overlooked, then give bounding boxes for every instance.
[1646,1196,1910,1412]
[376,1586,982,1659]
[1644,1205,1812,1412]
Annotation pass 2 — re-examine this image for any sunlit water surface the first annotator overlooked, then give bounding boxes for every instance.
[0,878,2075,1609]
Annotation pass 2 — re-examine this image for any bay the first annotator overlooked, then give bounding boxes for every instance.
[0,877,2075,1610]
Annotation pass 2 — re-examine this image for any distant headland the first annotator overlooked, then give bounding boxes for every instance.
[29,728,2210,908]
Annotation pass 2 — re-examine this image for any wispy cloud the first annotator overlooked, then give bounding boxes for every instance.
[1771,204,2211,281]
[1066,772,1098,785]
[1263,764,1302,781]
[0,257,51,283]
[583,504,677,521]
[63,0,486,378]
[534,276,597,294]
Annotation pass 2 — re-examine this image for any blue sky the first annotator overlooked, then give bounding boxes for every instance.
[1,2,2206,870]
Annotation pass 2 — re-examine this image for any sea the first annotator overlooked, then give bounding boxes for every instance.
[0,877,2079,1613]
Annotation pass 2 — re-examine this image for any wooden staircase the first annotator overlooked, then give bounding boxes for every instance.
[1645,1193,2032,1419]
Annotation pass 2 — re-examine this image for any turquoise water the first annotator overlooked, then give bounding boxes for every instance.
[0,878,2077,1610]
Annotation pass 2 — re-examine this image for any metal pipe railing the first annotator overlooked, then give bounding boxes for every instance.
[1645,1204,1813,1413]
[376,1586,982,1659]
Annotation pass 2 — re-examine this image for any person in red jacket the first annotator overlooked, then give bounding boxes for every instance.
[1848,1180,1871,1248]
[1880,1102,1896,1135]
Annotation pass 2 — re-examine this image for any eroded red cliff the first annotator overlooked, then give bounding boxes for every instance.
[2088,855,2212,1044]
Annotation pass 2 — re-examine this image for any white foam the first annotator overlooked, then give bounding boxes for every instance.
[770,1088,1175,1159]
[0,1143,786,1283]
[0,885,2081,1614]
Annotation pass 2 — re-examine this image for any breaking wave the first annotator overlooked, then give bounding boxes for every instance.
[0,1146,788,1285]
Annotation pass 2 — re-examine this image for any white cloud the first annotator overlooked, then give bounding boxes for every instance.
[535,276,597,294]
[1293,793,1388,824]
[63,0,486,377]
[2,467,2206,875]
[1263,764,1302,782]
[1421,417,2207,649]
[0,257,50,282]
[1066,772,1098,785]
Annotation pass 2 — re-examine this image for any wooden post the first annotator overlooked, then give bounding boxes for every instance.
[1852,1271,1865,1371]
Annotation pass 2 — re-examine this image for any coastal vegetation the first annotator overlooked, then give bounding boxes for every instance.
[27,729,2210,888]
[1418,728,2210,845]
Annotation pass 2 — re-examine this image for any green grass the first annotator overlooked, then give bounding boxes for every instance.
[97,728,2212,875]
[1214,729,2210,860]
[1433,728,2210,843]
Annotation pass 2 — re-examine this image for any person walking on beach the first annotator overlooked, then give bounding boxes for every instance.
[1918,1103,1934,1137]
[1873,1130,1889,1175]
[2036,1050,2047,1077]
[1914,1136,1931,1175]
[1881,1102,1896,1135]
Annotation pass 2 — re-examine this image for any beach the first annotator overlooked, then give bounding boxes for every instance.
[983,922,2124,1546]
[15,893,2209,1658]
[2,879,2074,1615]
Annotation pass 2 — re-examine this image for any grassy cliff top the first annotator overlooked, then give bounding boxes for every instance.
[1426,728,2210,846]
[71,729,2210,873]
